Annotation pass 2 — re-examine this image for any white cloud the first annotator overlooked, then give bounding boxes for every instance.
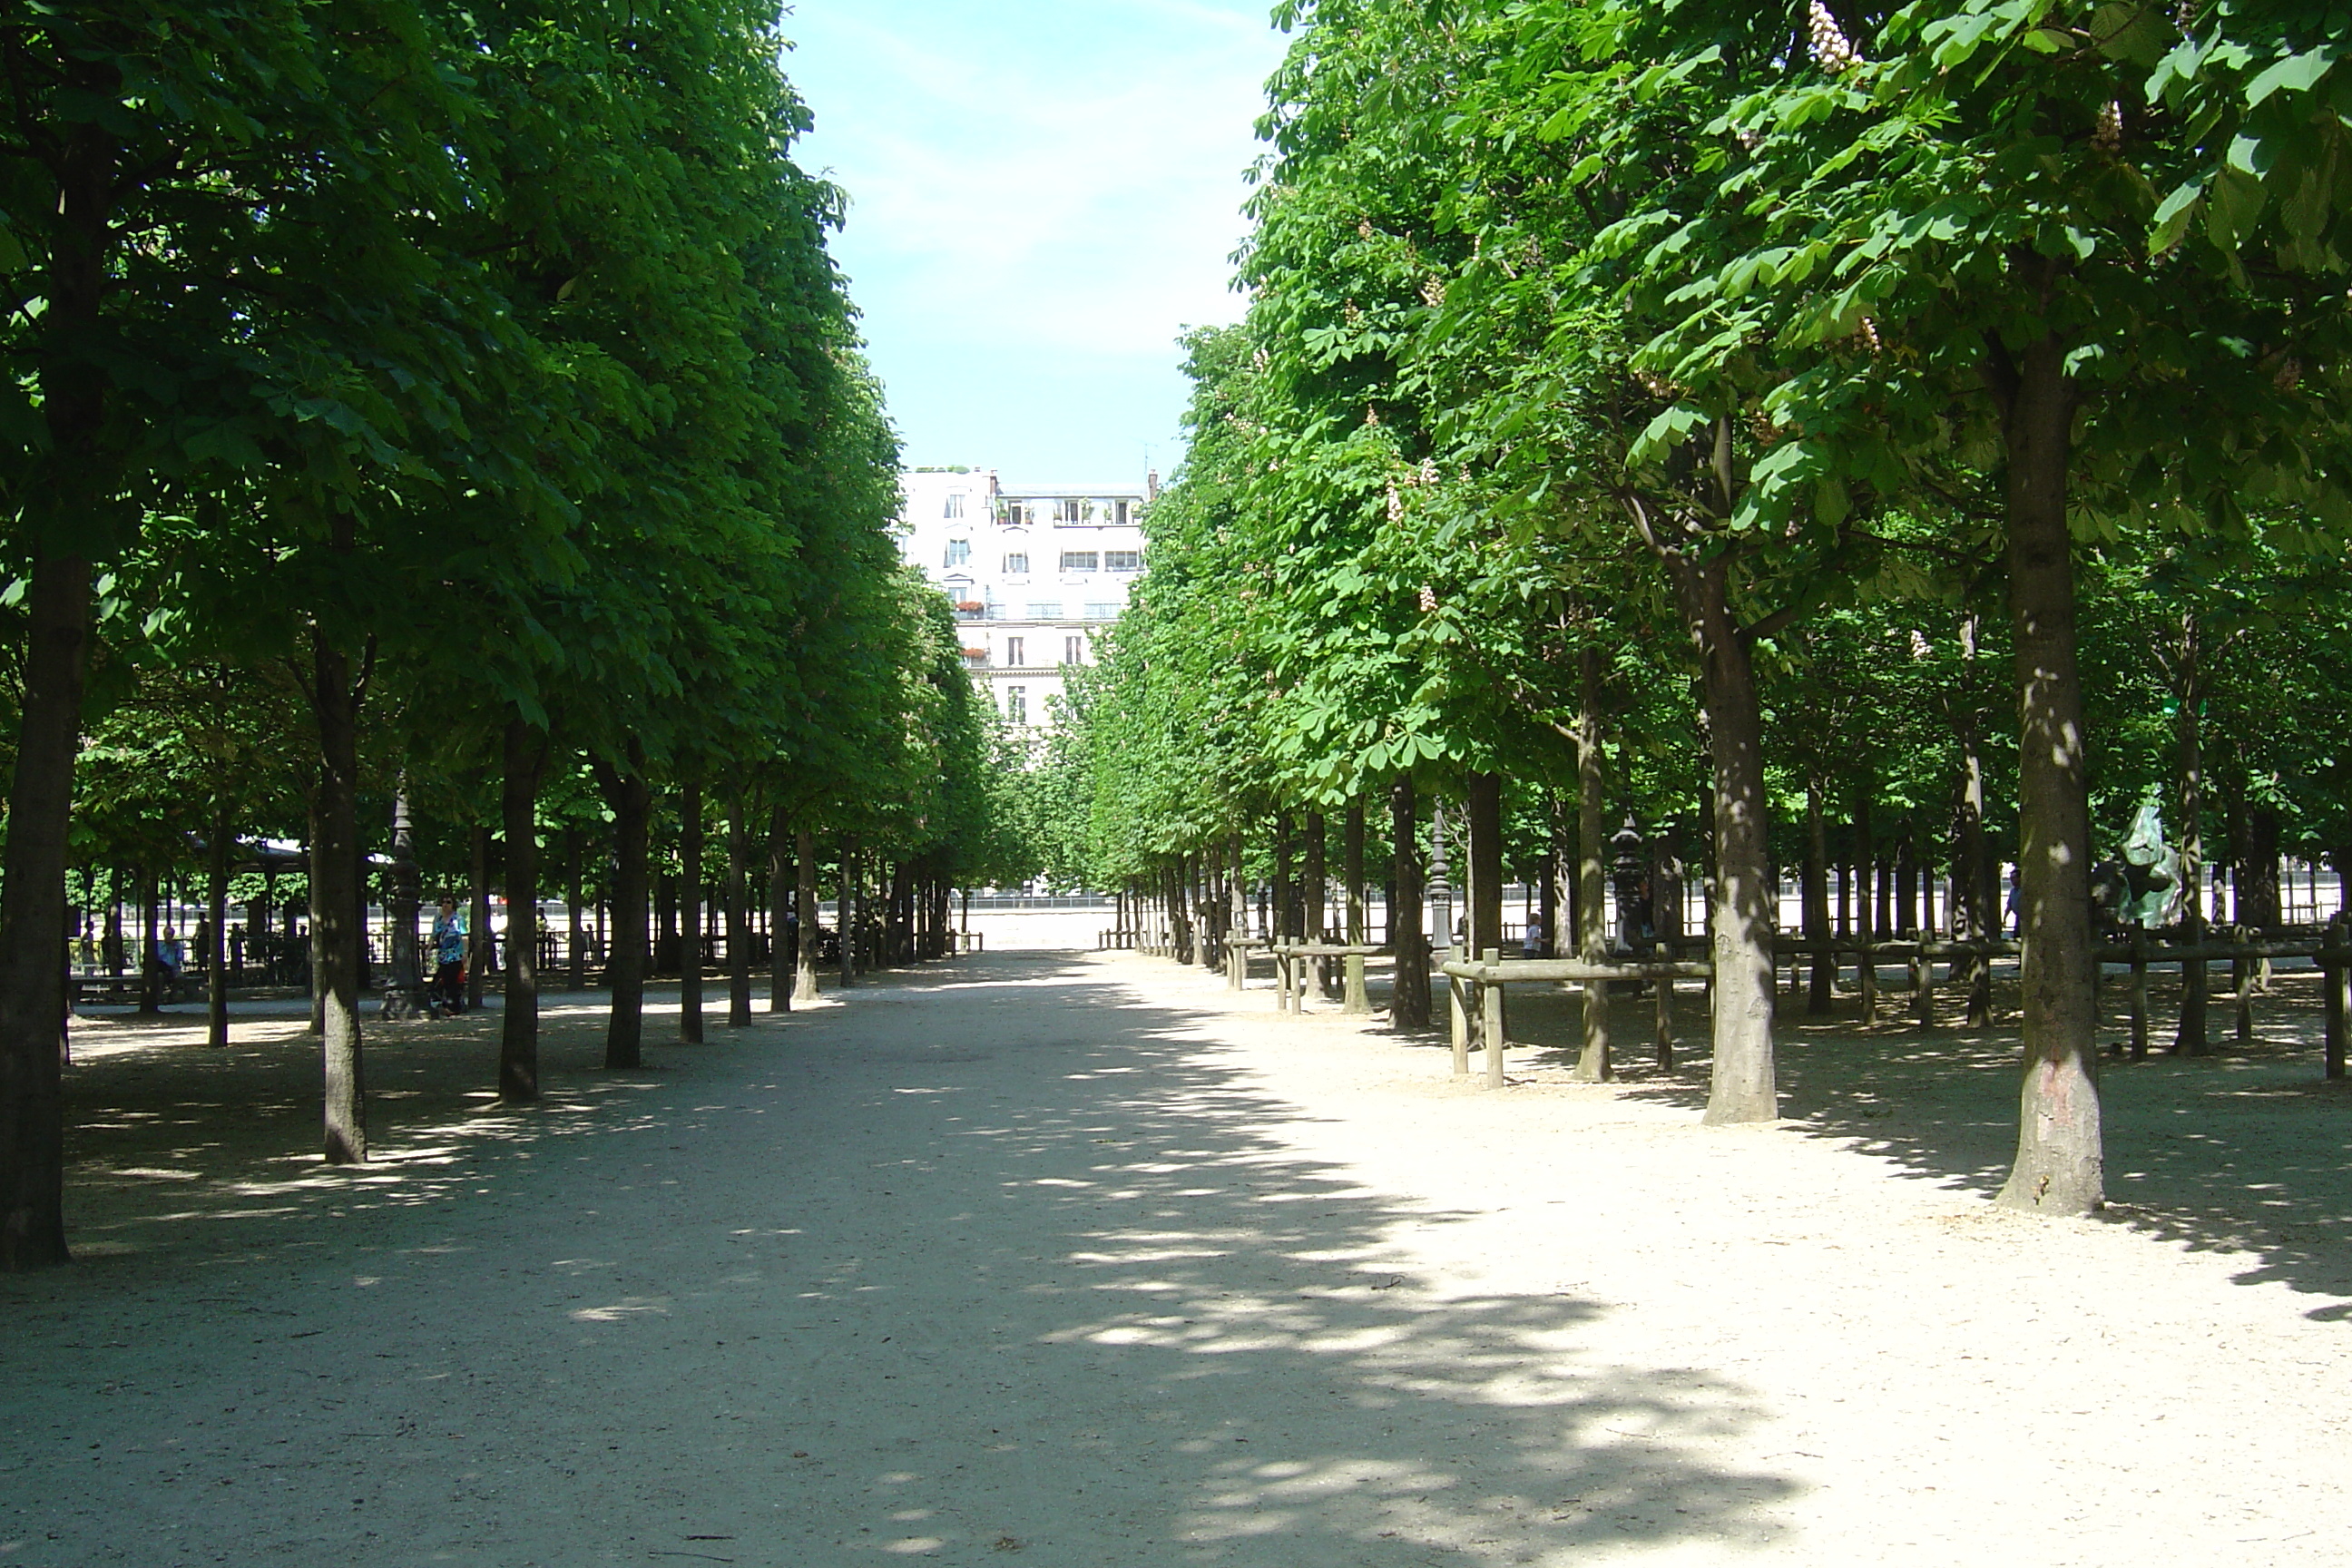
[781,1,1288,471]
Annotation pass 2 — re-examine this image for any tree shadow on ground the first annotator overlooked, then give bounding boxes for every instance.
[1492,966,2352,1323]
[5,950,1798,1567]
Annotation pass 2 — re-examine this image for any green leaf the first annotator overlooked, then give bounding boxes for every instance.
[2246,47,2337,109]
[2147,179,2203,256]
[1815,475,1850,528]
[1628,404,1715,466]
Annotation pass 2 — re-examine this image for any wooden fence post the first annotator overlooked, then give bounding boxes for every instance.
[1448,968,1469,1076]
[1484,958,1507,1090]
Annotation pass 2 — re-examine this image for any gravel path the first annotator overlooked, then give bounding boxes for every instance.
[3,948,2347,1565]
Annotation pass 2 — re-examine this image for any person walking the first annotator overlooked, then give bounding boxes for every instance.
[431,897,468,1015]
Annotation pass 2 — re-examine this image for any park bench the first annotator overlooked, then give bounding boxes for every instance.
[1437,916,2352,1090]
[71,972,201,1008]
[1268,938,1386,1016]
[1436,947,1711,1087]
[2092,919,2352,1069]
[1223,937,1272,991]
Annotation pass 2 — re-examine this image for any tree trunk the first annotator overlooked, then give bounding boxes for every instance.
[796,828,819,1002]
[1990,332,2102,1215]
[309,629,368,1163]
[592,749,652,1070]
[565,826,584,992]
[1806,779,1833,1015]
[727,789,752,1025]
[2172,610,2209,1056]
[499,720,548,1102]
[679,779,704,1040]
[1576,648,1612,1082]
[1389,777,1429,1028]
[305,799,325,1035]
[1958,616,1994,1025]
[1303,810,1326,941]
[2243,808,2282,928]
[204,809,232,1046]
[383,786,422,1022]
[1541,795,1564,960]
[0,104,119,1265]
[655,867,679,976]
[838,838,858,988]
[1228,833,1249,949]
[1465,773,1504,962]
[0,554,93,1266]
[468,824,491,1013]
[769,806,792,1013]
[1890,841,1909,940]
[1343,803,1366,944]
[1856,791,1878,1017]
[1656,550,1776,1123]
[140,865,162,1016]
[105,871,124,977]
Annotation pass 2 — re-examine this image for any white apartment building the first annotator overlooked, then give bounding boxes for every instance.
[897,468,1151,729]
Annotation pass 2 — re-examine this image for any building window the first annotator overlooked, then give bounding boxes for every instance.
[1082,602,1119,620]
[1003,552,1028,573]
[1002,502,1027,526]
[944,539,971,567]
[1104,550,1140,572]
[1114,498,1130,525]
[1060,551,1098,572]
[1056,498,1092,524]
[1063,635,1084,665]
[1005,636,1025,667]
[1006,686,1027,725]
[944,494,965,519]
[1026,601,1062,620]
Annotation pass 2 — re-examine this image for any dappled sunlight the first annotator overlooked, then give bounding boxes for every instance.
[747,954,1801,1560]
[52,1004,690,1259]
[1476,963,2352,1320]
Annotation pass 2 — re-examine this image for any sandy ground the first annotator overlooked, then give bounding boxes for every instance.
[3,951,2348,1566]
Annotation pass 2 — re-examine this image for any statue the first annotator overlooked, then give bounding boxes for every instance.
[2093,793,2179,929]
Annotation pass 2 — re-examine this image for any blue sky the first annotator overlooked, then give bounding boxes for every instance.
[779,1,1289,486]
